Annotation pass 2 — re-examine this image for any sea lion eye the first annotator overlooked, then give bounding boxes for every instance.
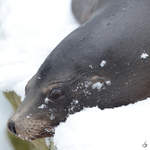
[48,88,64,99]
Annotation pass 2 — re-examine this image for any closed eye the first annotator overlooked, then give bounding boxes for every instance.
[48,88,64,100]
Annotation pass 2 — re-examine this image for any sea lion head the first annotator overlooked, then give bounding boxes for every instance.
[7,0,150,141]
[7,29,107,140]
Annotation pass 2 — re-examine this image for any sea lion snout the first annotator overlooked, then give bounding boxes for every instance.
[7,104,56,140]
[8,116,55,140]
[8,80,70,140]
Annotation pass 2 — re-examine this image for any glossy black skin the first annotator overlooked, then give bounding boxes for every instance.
[8,0,150,140]
[36,0,150,108]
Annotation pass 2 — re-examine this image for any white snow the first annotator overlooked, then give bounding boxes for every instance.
[50,113,55,120]
[54,99,150,150]
[100,60,107,67]
[1,1,150,150]
[26,114,32,119]
[89,65,94,69]
[0,0,78,99]
[38,104,47,109]
[141,52,149,59]
[73,99,79,104]
[45,98,50,104]
[26,115,30,119]
[92,82,103,90]
[105,80,111,86]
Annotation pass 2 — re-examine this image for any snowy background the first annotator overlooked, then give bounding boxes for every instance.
[0,0,78,98]
[0,0,150,150]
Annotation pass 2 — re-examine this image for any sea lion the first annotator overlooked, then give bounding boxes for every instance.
[8,0,150,140]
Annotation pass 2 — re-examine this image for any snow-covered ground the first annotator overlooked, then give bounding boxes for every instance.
[54,100,150,150]
[1,0,150,150]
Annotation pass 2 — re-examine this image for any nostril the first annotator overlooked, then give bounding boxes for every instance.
[8,120,17,135]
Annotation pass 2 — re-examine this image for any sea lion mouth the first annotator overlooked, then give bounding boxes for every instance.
[10,127,55,141]
[8,116,55,141]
